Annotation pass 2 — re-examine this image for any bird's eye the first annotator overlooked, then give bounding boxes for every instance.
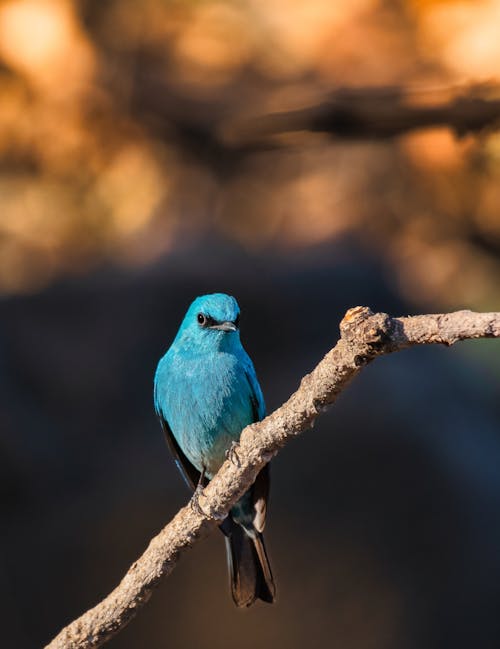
[197,313,207,326]
[234,313,240,328]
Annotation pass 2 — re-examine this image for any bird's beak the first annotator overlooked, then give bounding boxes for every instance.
[210,321,238,332]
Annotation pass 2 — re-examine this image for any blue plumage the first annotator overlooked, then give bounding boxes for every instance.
[154,293,275,606]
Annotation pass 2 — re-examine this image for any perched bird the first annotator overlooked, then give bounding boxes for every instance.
[154,293,276,607]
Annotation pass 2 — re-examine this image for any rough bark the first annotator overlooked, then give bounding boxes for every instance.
[46,307,500,649]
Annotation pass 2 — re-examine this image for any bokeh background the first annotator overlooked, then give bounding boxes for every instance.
[1,1,500,648]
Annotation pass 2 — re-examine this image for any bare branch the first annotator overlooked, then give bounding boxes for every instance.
[224,86,500,143]
[45,307,500,649]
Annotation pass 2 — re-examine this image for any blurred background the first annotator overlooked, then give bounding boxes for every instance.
[1,1,500,648]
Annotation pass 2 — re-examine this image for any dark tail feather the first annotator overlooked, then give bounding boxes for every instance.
[225,524,276,607]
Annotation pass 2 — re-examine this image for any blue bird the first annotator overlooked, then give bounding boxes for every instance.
[154,293,276,607]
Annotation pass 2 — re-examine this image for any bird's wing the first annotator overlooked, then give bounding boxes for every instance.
[154,358,203,492]
[157,414,202,491]
[244,365,266,422]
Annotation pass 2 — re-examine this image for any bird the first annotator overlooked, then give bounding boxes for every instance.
[154,293,276,607]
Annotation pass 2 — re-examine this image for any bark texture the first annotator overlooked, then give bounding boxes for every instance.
[46,307,500,649]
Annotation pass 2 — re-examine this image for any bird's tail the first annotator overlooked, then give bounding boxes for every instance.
[225,523,276,607]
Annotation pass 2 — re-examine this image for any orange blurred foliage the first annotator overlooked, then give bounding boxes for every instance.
[0,0,499,307]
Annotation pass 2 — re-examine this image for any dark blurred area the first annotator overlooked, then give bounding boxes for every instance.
[1,1,500,648]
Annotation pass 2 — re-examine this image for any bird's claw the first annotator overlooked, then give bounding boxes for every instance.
[225,441,241,467]
[190,483,206,516]
[190,485,226,521]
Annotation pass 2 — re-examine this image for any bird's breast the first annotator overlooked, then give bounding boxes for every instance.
[158,350,254,476]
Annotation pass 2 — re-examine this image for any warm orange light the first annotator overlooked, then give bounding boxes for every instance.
[173,4,253,82]
[94,144,167,237]
[250,0,377,76]
[420,0,500,79]
[402,129,469,170]
[0,0,95,91]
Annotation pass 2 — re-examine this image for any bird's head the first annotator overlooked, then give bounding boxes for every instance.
[174,293,241,349]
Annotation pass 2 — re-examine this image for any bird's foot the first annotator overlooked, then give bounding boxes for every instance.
[190,483,207,517]
[225,441,241,468]
[190,484,226,521]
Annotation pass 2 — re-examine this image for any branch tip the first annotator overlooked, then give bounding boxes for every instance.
[341,305,373,326]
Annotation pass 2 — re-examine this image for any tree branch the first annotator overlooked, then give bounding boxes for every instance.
[224,86,500,143]
[45,307,500,649]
